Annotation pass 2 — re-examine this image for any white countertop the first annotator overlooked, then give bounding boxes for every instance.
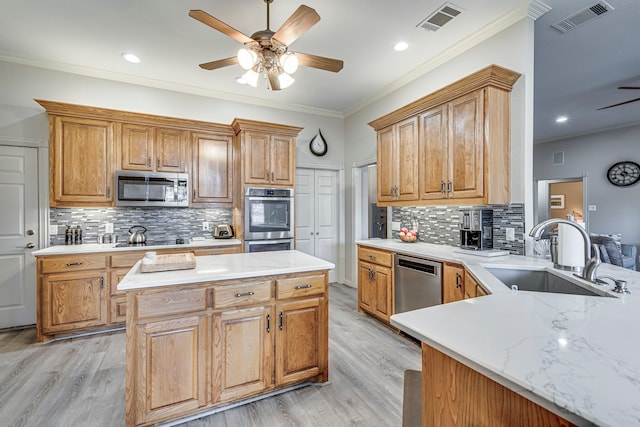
[117,250,335,291]
[32,238,242,256]
[357,239,640,427]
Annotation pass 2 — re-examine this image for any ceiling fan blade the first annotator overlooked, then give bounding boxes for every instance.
[199,57,239,71]
[618,86,640,90]
[597,96,640,110]
[272,5,320,46]
[189,10,254,45]
[267,69,282,91]
[296,52,344,73]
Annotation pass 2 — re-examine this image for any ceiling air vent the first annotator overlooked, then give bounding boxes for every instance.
[417,2,464,32]
[551,1,614,33]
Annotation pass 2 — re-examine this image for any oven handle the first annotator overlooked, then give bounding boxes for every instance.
[246,197,293,202]
[247,239,293,245]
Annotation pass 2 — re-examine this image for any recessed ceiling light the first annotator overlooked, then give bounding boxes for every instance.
[393,41,408,52]
[555,116,568,123]
[121,53,141,64]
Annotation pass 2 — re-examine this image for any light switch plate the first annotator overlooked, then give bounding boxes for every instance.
[105,223,114,233]
[588,205,597,212]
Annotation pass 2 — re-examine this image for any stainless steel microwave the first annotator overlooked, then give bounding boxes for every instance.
[115,171,189,207]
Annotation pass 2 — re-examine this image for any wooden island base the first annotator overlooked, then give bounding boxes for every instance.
[124,268,329,427]
[421,343,576,426]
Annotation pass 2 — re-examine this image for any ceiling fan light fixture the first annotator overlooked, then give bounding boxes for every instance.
[278,72,295,89]
[242,69,260,87]
[237,48,258,70]
[279,52,299,74]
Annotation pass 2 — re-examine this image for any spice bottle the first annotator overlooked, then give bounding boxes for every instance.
[76,225,83,244]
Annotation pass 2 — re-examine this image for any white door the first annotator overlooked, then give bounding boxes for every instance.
[0,145,39,328]
[295,168,338,283]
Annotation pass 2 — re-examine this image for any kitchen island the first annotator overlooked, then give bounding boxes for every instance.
[118,250,334,427]
[358,239,640,426]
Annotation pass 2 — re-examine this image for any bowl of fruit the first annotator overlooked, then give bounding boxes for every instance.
[398,227,418,242]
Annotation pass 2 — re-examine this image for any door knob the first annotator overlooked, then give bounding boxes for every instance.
[27,229,35,236]
[22,243,35,249]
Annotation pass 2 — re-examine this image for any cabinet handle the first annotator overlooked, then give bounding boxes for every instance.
[66,261,83,267]
[455,273,462,288]
[447,180,452,193]
[193,189,196,198]
[368,254,377,260]
[100,277,104,289]
[295,284,312,290]
[271,171,275,181]
[147,157,151,167]
[441,181,445,194]
[157,158,160,169]
[266,314,271,333]
[279,312,283,330]
[235,291,255,297]
[107,186,111,197]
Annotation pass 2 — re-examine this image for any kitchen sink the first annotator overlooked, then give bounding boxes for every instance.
[485,267,609,297]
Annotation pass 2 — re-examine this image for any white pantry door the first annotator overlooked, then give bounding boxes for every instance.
[0,145,39,328]
[295,168,338,283]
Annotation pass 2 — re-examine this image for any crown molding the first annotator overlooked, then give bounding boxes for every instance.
[528,1,552,20]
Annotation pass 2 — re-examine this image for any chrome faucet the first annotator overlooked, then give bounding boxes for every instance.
[528,219,600,282]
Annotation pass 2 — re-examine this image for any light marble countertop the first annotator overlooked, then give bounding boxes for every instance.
[357,238,640,427]
[32,238,242,256]
[117,250,335,291]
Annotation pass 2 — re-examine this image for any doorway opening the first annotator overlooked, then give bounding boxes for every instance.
[534,176,588,231]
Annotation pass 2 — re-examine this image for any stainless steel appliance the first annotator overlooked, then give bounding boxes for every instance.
[244,187,294,240]
[394,254,442,314]
[213,224,234,239]
[245,239,294,253]
[127,225,147,244]
[116,170,188,207]
[460,209,493,250]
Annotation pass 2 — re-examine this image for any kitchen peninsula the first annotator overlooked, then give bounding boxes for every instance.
[358,239,640,427]
[118,250,334,427]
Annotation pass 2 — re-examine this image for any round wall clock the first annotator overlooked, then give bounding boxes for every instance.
[607,161,640,187]
[309,129,328,157]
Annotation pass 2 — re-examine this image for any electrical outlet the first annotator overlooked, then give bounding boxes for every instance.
[505,227,515,241]
[202,221,210,231]
[391,221,401,231]
[50,225,58,235]
[105,223,114,233]
[588,205,597,212]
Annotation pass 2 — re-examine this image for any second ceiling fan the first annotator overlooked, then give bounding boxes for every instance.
[189,0,344,90]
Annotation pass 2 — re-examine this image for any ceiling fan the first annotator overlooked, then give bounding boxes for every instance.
[597,86,640,110]
[188,0,344,90]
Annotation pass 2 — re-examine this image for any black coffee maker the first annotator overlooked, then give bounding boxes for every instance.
[459,209,493,250]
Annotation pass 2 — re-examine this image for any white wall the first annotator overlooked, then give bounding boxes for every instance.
[534,123,640,247]
[342,18,536,285]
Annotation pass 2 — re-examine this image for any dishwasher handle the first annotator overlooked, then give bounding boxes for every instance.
[395,256,440,277]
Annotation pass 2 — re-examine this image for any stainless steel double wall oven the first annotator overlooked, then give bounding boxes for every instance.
[244,187,294,252]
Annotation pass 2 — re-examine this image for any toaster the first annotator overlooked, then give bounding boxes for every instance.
[213,224,234,239]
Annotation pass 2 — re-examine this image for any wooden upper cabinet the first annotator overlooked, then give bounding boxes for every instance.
[120,124,185,172]
[232,119,302,188]
[369,64,520,206]
[191,132,233,206]
[50,115,114,207]
[377,116,419,203]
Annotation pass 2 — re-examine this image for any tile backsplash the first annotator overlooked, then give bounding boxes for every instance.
[49,207,233,245]
[392,204,525,254]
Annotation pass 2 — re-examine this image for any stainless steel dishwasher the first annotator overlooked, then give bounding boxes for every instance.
[394,254,442,314]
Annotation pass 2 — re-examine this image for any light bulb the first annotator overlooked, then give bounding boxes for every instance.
[237,48,258,70]
[279,53,299,75]
[242,69,260,87]
[278,72,295,89]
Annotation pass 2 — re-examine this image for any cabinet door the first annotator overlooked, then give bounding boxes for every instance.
[464,271,478,299]
[448,89,484,200]
[373,265,393,321]
[135,315,207,425]
[270,135,295,186]
[120,123,154,171]
[443,263,465,304]
[396,117,419,201]
[244,131,271,185]
[419,105,448,200]
[155,127,185,172]
[358,261,376,313]
[51,116,114,206]
[377,126,396,202]
[191,132,233,205]
[41,270,107,333]
[212,306,273,404]
[276,298,326,386]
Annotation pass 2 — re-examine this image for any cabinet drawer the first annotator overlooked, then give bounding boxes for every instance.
[358,247,392,267]
[213,280,272,309]
[277,274,326,300]
[137,288,207,319]
[40,255,107,274]
[111,252,144,268]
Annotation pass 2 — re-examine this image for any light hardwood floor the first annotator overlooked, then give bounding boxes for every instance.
[0,284,420,426]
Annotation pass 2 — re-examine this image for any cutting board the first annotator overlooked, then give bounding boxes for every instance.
[139,253,196,273]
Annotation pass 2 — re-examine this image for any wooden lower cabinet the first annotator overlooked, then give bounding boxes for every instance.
[357,245,394,324]
[212,305,273,404]
[133,315,208,425]
[126,271,329,427]
[443,263,465,304]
